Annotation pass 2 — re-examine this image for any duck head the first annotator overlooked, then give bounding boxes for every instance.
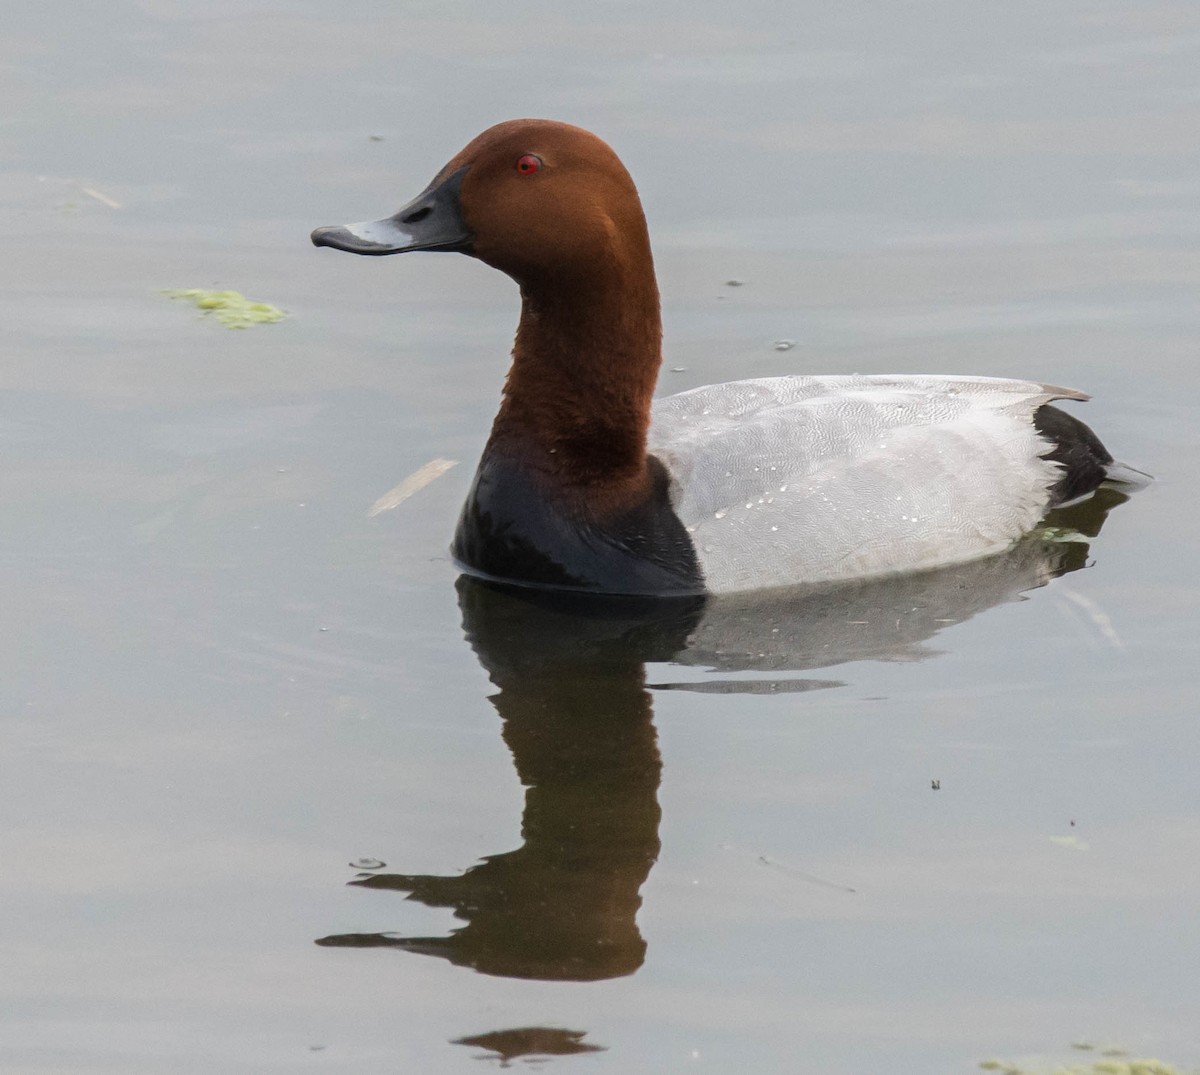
[311,119,654,289]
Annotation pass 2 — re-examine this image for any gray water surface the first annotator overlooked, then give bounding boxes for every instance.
[3,3,1198,1072]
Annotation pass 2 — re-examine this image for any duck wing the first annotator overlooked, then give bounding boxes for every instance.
[648,374,1083,592]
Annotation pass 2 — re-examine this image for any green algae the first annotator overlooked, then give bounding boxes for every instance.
[163,288,285,328]
[1036,526,1090,544]
[1049,834,1091,851]
[979,1053,1191,1075]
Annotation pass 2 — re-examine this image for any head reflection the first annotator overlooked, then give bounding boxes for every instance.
[315,489,1126,981]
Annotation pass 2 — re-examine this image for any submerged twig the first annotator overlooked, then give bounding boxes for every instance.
[1054,584,1125,650]
[368,459,457,516]
[79,185,121,209]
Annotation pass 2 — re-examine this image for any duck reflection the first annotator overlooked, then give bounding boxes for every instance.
[317,584,698,980]
[316,489,1126,981]
[450,1027,606,1065]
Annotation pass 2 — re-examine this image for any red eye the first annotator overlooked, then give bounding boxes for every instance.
[515,154,542,175]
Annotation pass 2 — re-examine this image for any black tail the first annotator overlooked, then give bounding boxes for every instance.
[1033,403,1114,504]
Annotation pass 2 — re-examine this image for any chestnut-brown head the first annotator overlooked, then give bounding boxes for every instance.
[311,119,654,290]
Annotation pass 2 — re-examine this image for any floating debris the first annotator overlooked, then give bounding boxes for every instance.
[979,1056,1185,1075]
[1055,585,1124,650]
[349,858,386,871]
[1049,834,1090,852]
[725,279,744,287]
[1038,525,1089,544]
[79,185,121,209]
[368,458,458,516]
[755,852,856,893]
[163,289,286,329]
[773,339,795,351]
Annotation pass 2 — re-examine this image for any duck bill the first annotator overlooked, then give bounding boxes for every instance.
[311,166,470,255]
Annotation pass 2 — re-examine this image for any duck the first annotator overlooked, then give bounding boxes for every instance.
[312,118,1133,597]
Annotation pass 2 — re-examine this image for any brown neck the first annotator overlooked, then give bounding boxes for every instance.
[485,257,662,500]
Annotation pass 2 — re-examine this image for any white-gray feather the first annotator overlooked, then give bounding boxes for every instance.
[648,374,1079,592]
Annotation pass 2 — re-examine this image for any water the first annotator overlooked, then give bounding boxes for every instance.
[2,2,1198,1072]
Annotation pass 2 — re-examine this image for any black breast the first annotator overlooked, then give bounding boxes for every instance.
[451,452,705,596]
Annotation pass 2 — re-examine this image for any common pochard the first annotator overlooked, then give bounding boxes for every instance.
[312,119,1134,596]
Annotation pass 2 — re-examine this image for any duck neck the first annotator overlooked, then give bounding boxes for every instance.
[486,263,662,498]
